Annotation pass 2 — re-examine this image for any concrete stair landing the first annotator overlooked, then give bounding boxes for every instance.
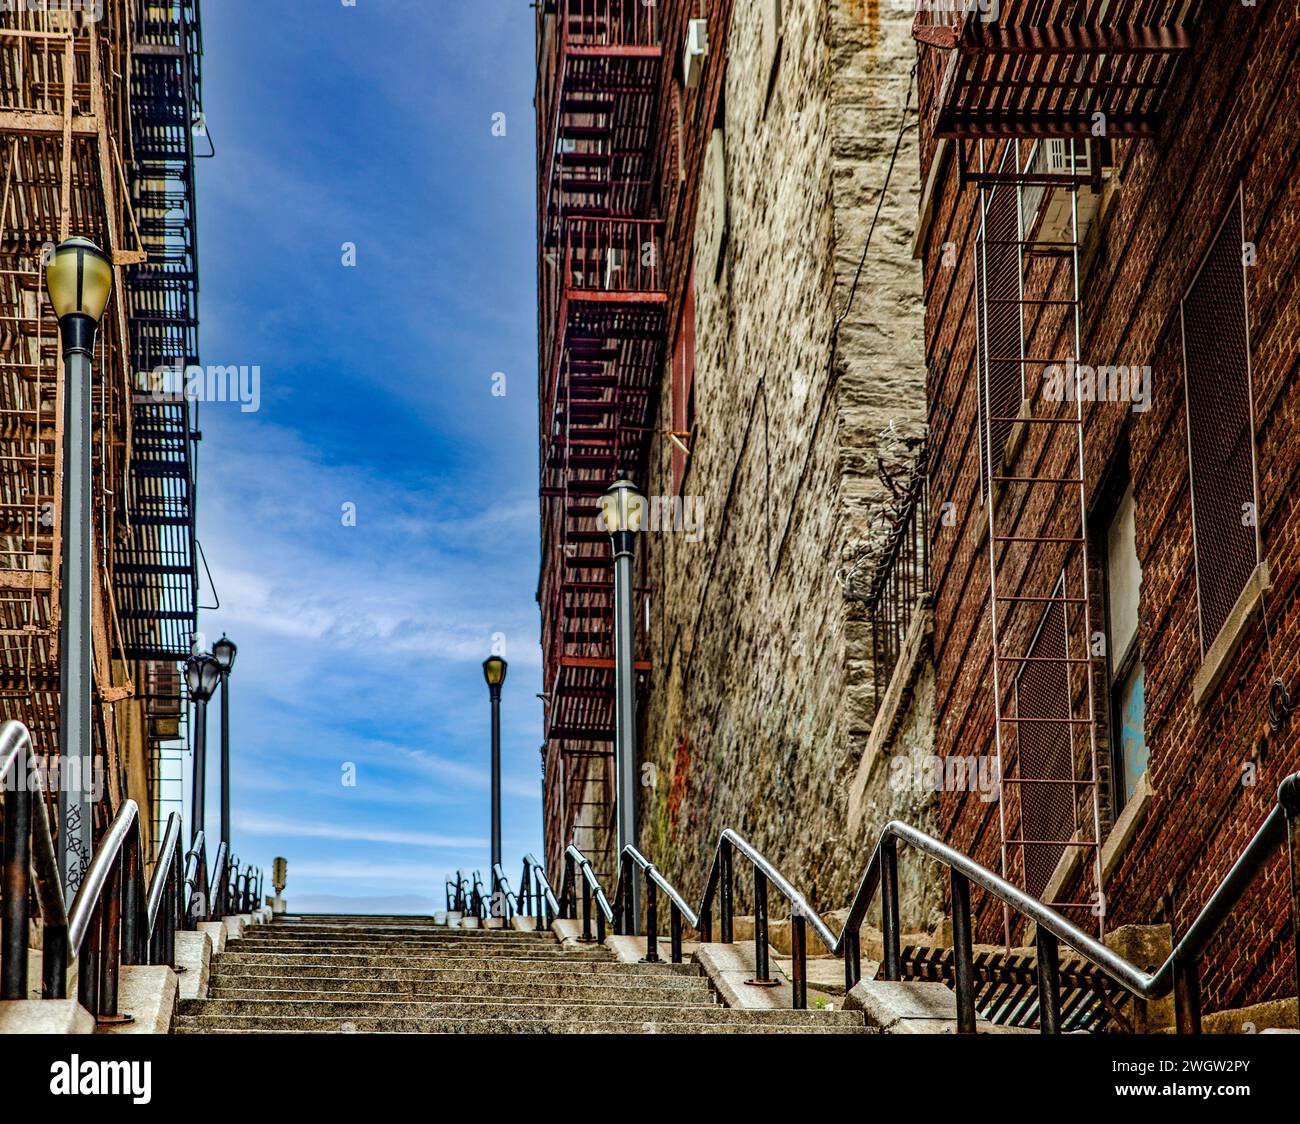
[174,915,867,1034]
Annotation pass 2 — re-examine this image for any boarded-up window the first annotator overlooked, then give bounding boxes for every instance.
[671,264,697,494]
[1180,188,1261,657]
[1014,577,1077,899]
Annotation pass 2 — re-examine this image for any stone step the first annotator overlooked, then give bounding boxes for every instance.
[210,963,703,987]
[207,979,716,1004]
[230,939,574,955]
[212,951,631,973]
[182,997,769,1022]
[174,1018,868,1035]
[244,927,552,941]
[173,1011,866,1033]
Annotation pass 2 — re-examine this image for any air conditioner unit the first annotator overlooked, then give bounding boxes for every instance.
[684,19,708,90]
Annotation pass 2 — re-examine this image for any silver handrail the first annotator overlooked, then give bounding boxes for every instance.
[565,843,615,923]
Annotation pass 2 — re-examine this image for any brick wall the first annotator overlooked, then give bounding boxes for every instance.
[918,3,1300,1011]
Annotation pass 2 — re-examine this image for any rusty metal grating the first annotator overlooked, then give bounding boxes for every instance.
[1014,581,1078,899]
[914,0,1201,139]
[886,944,1133,1032]
[1180,189,1260,658]
[977,147,1024,478]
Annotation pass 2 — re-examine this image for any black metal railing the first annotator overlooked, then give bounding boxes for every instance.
[513,768,1300,1032]
[865,446,931,708]
[1,720,265,1022]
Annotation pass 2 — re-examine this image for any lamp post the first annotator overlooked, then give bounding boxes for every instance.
[211,634,237,849]
[482,655,507,901]
[185,651,221,845]
[598,479,646,928]
[46,236,113,896]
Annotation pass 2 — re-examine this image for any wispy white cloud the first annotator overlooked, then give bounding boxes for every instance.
[235,811,483,850]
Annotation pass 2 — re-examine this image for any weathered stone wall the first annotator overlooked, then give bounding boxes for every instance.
[638,0,930,919]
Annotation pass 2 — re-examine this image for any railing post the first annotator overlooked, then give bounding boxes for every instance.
[719,840,734,944]
[78,901,101,1018]
[843,926,861,994]
[99,854,124,1022]
[642,872,660,963]
[699,903,712,944]
[1035,928,1061,1035]
[1,779,31,1000]
[670,902,683,964]
[746,869,776,987]
[1173,956,1202,1035]
[880,837,902,981]
[1280,774,1300,1018]
[580,875,593,942]
[121,830,142,965]
[622,851,636,936]
[951,869,976,1035]
[790,907,808,1010]
[596,898,606,944]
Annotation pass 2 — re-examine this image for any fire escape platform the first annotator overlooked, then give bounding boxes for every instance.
[915,4,1199,138]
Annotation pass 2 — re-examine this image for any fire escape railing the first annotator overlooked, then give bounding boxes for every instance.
[511,770,1300,1033]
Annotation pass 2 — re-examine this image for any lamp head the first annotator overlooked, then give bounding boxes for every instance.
[45,236,113,323]
[184,652,221,703]
[212,634,237,675]
[482,655,508,690]
[598,479,647,536]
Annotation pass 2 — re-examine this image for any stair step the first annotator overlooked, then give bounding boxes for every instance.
[175,1018,868,1035]
[173,1006,863,1029]
[209,961,697,983]
[176,920,866,1037]
[207,980,715,1003]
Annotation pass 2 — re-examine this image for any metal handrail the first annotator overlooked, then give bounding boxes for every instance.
[208,841,229,923]
[564,844,616,941]
[612,844,699,964]
[491,862,519,924]
[682,773,1300,1028]
[521,853,561,928]
[145,813,184,967]
[1,720,68,1000]
[182,831,210,926]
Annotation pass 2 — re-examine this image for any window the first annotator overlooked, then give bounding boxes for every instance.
[1104,482,1146,813]
[1180,188,1262,658]
[671,264,696,494]
[1014,576,1076,900]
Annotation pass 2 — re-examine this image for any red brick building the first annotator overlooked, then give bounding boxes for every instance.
[916,0,1300,1014]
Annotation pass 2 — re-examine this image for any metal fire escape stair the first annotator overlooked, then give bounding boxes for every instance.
[537,1,665,888]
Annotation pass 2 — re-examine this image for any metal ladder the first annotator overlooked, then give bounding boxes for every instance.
[974,137,1107,944]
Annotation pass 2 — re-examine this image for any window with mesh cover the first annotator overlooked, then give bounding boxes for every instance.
[1180,188,1262,658]
[1013,576,1078,900]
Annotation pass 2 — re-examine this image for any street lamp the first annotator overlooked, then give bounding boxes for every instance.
[598,479,646,928]
[46,236,113,896]
[483,655,507,902]
[185,651,221,845]
[211,635,237,849]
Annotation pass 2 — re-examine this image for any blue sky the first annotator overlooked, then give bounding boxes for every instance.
[187,1,541,912]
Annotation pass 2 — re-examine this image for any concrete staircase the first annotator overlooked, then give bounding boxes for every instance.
[174,915,868,1034]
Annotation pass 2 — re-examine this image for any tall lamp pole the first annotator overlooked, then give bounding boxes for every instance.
[46,236,113,896]
[483,656,507,901]
[599,479,646,928]
[212,635,238,848]
[185,651,221,845]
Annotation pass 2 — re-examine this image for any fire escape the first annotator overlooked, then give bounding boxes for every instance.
[121,0,204,845]
[535,1,664,883]
[914,1,1199,941]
